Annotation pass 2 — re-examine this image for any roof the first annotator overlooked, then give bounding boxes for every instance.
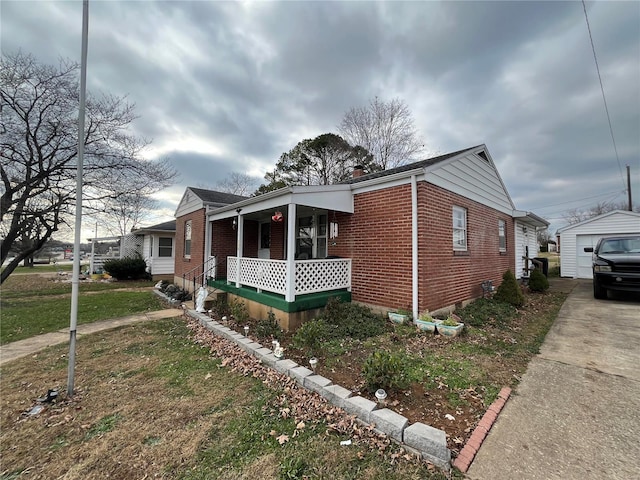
[341,146,479,184]
[556,209,640,234]
[132,220,176,234]
[188,187,248,205]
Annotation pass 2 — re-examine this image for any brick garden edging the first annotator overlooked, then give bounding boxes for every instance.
[452,386,512,473]
[185,309,452,470]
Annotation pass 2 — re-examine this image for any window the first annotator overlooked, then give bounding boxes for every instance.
[149,236,154,257]
[498,220,506,252]
[184,220,192,258]
[295,213,328,259]
[452,207,467,250]
[158,237,173,257]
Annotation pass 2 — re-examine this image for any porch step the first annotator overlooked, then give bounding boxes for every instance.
[203,288,227,310]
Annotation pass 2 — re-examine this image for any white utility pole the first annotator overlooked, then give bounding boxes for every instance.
[67,0,89,397]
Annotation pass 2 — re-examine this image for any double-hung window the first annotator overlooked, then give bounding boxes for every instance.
[159,237,173,257]
[184,220,192,258]
[453,206,467,251]
[498,220,506,252]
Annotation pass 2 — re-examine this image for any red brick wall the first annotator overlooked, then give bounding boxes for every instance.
[211,218,237,279]
[417,182,513,312]
[209,218,259,279]
[328,181,514,312]
[270,220,286,259]
[175,209,206,279]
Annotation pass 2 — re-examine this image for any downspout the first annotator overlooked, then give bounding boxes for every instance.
[285,203,297,302]
[411,175,418,321]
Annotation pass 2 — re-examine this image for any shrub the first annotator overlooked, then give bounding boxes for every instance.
[255,311,283,341]
[528,268,550,292]
[362,350,410,393]
[291,319,332,357]
[494,270,525,307]
[103,254,148,280]
[315,297,389,340]
[229,299,249,324]
[456,298,517,327]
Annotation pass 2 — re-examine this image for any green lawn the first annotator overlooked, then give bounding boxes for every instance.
[1,273,165,344]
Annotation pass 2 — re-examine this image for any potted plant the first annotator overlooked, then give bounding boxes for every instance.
[415,310,440,333]
[388,308,412,325]
[436,313,464,337]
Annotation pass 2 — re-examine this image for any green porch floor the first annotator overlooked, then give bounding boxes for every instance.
[209,279,351,313]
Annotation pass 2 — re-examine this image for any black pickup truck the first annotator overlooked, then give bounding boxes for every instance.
[584,235,640,299]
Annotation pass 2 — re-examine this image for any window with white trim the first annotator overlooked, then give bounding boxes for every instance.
[184,220,192,258]
[498,220,506,252]
[159,237,173,257]
[453,206,467,250]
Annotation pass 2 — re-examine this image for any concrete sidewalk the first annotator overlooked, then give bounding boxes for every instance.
[467,280,640,479]
[0,309,182,366]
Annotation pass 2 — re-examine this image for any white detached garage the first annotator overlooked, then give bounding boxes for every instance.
[557,210,640,279]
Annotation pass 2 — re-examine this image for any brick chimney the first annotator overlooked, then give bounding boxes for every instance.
[352,165,364,178]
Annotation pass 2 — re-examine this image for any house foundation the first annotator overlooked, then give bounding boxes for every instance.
[210,279,350,331]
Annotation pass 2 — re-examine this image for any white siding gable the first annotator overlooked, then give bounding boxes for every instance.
[424,150,515,216]
[175,188,205,217]
[558,210,640,278]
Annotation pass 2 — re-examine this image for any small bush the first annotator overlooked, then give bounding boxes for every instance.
[528,268,549,292]
[456,298,517,327]
[316,297,388,340]
[229,299,250,323]
[494,270,525,307]
[291,319,332,357]
[103,254,148,280]
[255,311,283,341]
[362,350,410,393]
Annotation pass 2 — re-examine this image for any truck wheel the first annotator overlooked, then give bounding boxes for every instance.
[593,279,607,299]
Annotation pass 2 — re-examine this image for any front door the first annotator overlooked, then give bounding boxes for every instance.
[258,222,271,259]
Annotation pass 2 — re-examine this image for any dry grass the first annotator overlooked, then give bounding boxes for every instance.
[0,318,449,480]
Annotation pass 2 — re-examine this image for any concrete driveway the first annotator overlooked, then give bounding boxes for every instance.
[467,280,640,480]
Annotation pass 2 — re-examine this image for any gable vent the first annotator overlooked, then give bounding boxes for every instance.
[477,150,489,162]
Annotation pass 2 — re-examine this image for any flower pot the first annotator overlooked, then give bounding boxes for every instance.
[388,312,410,324]
[436,322,464,337]
[415,318,441,333]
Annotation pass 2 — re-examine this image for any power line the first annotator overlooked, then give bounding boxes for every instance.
[533,189,624,211]
[581,0,626,190]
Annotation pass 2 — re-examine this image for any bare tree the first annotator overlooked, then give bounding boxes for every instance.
[214,172,258,196]
[339,97,425,170]
[562,200,639,226]
[1,52,177,283]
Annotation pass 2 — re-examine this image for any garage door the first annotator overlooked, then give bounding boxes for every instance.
[576,235,605,279]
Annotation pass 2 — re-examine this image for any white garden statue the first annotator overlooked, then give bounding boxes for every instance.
[195,286,208,312]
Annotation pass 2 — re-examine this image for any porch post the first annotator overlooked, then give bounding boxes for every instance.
[236,212,244,288]
[285,203,296,302]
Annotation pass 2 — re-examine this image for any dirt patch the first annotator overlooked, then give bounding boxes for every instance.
[231,283,569,456]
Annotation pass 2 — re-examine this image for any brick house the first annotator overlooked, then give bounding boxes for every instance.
[173,188,247,289]
[175,145,547,329]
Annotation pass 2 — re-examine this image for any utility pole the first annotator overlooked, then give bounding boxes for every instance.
[68,0,89,397]
[627,165,633,211]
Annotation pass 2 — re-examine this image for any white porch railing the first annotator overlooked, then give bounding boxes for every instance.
[227,256,351,298]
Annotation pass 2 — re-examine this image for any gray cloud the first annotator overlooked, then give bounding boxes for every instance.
[2,0,638,235]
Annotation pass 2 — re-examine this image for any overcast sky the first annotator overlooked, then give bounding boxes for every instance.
[2,0,639,238]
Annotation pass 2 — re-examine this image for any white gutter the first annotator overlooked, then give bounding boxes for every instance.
[411,175,419,321]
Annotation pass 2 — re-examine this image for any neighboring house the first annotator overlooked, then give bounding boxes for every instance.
[556,210,640,279]
[88,220,177,280]
[178,145,547,330]
[132,220,176,281]
[173,187,248,289]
